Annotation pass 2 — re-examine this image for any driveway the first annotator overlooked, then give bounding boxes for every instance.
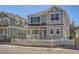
[0,44,79,54]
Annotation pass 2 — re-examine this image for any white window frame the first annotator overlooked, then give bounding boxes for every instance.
[16,19,19,25]
[49,27,54,35]
[55,27,61,35]
[50,12,60,21]
[4,17,10,23]
[30,16,40,24]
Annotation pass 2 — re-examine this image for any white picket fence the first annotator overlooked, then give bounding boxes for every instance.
[11,38,75,47]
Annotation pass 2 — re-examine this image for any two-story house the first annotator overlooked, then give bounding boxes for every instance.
[27,6,70,39]
[0,12,27,42]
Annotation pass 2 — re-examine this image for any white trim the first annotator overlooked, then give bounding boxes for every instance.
[4,17,10,23]
[8,26,26,29]
[49,27,54,35]
[49,12,60,22]
[30,16,40,24]
[55,27,61,35]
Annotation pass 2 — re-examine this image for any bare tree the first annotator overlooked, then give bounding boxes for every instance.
[69,21,76,39]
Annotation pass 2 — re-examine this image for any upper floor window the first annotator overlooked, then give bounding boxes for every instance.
[16,20,19,25]
[31,17,40,23]
[51,13,59,20]
[4,17,10,23]
[4,18,8,22]
[51,14,54,20]
[4,19,7,22]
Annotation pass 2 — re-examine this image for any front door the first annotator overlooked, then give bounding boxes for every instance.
[39,29,46,39]
[44,30,46,38]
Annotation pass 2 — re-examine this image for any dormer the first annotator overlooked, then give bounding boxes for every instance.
[0,12,10,26]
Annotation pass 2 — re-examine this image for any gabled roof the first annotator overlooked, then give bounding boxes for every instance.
[0,11,27,22]
[28,6,65,16]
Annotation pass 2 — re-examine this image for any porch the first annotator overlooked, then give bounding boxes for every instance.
[0,27,10,42]
[27,26,47,39]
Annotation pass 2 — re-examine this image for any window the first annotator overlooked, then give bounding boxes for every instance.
[51,13,59,20]
[4,19,7,22]
[56,28,60,34]
[55,13,59,20]
[50,29,53,34]
[4,17,9,22]
[16,20,19,25]
[32,30,38,34]
[51,14,54,20]
[31,17,40,23]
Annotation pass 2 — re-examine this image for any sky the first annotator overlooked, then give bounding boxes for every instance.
[0,5,79,25]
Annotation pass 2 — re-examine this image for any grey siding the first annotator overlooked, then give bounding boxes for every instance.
[28,6,70,39]
[10,18,16,26]
[63,12,70,39]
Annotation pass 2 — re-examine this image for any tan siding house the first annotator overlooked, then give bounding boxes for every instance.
[0,12,27,42]
[27,6,70,39]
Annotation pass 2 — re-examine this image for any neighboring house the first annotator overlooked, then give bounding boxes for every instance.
[0,12,27,42]
[27,6,70,39]
[75,29,79,49]
[75,29,79,39]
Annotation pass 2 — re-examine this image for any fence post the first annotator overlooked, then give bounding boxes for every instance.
[17,38,19,44]
[51,39,52,48]
[11,38,13,44]
[33,38,34,46]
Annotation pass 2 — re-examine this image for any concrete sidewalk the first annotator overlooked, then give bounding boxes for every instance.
[0,44,79,54]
